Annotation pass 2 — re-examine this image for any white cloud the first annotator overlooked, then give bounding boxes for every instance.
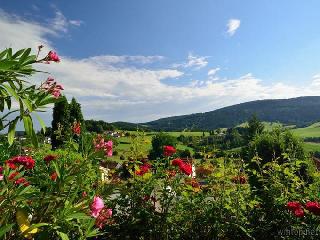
[174,53,209,70]
[51,10,83,33]
[208,67,220,76]
[0,10,319,125]
[86,55,165,66]
[69,20,83,27]
[227,19,240,36]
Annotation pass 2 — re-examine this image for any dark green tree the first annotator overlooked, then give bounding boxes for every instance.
[149,132,177,159]
[246,114,264,142]
[69,97,85,129]
[51,96,71,149]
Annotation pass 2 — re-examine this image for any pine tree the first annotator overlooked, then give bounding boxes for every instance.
[51,96,71,149]
[69,97,85,130]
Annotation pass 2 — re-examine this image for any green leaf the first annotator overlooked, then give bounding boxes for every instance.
[3,84,20,102]
[0,224,14,238]
[23,115,33,136]
[7,48,12,59]
[0,49,8,60]
[8,117,19,145]
[22,98,33,113]
[0,60,18,71]
[21,55,36,66]
[19,48,31,63]
[5,97,11,110]
[53,162,61,178]
[57,231,69,240]
[38,94,58,106]
[65,213,91,221]
[33,112,46,134]
[12,49,25,59]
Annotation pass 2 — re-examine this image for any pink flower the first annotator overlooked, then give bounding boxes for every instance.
[90,196,104,218]
[106,140,113,156]
[94,136,113,157]
[47,51,60,62]
[40,77,64,99]
[0,174,3,181]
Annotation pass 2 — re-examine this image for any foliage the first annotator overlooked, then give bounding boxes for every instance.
[149,132,177,159]
[0,48,60,146]
[85,119,115,133]
[51,96,71,149]
[144,96,320,130]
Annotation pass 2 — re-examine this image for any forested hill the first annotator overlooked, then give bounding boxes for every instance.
[142,96,320,131]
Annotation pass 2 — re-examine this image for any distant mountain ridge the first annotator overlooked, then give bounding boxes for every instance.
[141,96,320,131]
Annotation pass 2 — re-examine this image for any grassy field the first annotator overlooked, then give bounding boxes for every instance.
[110,122,320,160]
[109,131,204,160]
[291,122,320,152]
[291,122,320,138]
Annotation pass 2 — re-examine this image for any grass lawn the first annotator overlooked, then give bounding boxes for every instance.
[291,122,320,138]
[302,142,320,153]
[109,131,203,160]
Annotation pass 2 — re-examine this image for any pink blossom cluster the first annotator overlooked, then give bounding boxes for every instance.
[90,196,113,229]
[94,135,113,156]
[41,77,64,99]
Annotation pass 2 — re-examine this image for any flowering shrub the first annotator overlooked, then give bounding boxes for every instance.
[0,47,63,146]
[1,47,320,240]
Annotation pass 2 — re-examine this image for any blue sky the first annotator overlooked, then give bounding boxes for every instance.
[1,0,320,123]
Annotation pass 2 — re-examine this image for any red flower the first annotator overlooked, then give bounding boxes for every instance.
[0,166,3,173]
[163,146,176,157]
[305,201,320,216]
[6,156,35,169]
[231,176,247,184]
[15,177,30,187]
[179,162,192,176]
[95,208,112,229]
[47,51,60,62]
[72,122,81,135]
[167,170,176,178]
[287,201,301,211]
[136,163,151,176]
[50,172,58,181]
[171,159,192,176]
[185,178,200,188]
[8,172,19,180]
[172,158,183,167]
[44,154,57,164]
[294,208,304,218]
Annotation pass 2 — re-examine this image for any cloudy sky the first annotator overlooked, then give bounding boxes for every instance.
[1,0,320,125]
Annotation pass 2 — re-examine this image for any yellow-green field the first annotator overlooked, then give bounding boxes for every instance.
[109,131,202,160]
[291,122,320,152]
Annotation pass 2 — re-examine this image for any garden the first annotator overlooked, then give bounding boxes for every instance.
[1,47,320,240]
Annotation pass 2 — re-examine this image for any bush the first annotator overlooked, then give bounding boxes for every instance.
[149,133,177,159]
